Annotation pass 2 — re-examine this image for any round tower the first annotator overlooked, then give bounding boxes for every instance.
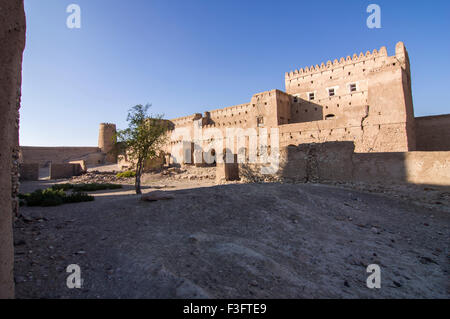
[98,123,117,163]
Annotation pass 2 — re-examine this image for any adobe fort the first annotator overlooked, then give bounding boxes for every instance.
[18,42,450,179]
[1,0,449,298]
[166,41,448,156]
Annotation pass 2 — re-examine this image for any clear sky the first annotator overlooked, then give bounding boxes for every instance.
[21,0,450,146]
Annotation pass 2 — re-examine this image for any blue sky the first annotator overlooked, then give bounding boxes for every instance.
[21,0,450,146]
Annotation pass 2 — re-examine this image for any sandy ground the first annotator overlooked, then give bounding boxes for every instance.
[14,169,449,299]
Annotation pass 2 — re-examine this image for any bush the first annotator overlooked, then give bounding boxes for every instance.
[19,188,94,207]
[52,183,122,192]
[50,183,73,191]
[64,192,95,204]
[116,170,136,178]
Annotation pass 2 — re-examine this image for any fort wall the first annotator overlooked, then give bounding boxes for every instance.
[50,163,84,180]
[283,42,415,152]
[242,142,450,186]
[166,42,421,159]
[19,163,39,181]
[20,146,103,165]
[415,114,450,151]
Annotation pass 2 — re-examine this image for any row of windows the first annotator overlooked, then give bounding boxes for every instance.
[300,83,358,101]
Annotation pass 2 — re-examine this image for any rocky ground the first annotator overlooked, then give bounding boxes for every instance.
[14,167,449,298]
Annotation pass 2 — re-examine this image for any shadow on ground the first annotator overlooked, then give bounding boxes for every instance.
[14,182,450,298]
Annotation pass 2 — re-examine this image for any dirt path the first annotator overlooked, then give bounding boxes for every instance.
[14,179,449,299]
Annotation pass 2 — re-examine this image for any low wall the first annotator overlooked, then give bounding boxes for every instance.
[68,160,87,173]
[240,142,450,186]
[348,151,449,186]
[216,155,239,182]
[20,146,103,165]
[50,163,84,180]
[19,163,39,181]
[415,114,450,151]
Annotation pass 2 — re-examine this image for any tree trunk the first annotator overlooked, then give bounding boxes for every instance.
[135,160,142,195]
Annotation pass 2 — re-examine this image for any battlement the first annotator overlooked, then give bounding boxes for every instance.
[99,123,116,127]
[285,42,408,81]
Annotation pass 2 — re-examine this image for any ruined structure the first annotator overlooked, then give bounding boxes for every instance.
[19,123,118,180]
[0,0,26,298]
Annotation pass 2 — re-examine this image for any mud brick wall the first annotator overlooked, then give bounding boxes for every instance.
[415,115,450,151]
[19,163,39,181]
[239,142,450,186]
[50,163,84,180]
[0,0,26,299]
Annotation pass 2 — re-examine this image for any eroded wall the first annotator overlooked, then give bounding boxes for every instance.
[243,142,450,186]
[0,0,26,299]
[250,142,450,186]
[50,163,84,180]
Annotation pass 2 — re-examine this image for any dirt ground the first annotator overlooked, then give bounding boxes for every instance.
[14,168,449,299]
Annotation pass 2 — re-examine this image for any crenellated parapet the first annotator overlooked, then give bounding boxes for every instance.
[284,45,397,81]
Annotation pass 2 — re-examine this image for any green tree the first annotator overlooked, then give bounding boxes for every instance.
[116,104,168,194]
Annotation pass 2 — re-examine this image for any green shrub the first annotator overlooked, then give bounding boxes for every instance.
[64,192,95,203]
[20,183,122,207]
[52,183,122,192]
[51,183,73,191]
[116,170,136,178]
[19,188,94,207]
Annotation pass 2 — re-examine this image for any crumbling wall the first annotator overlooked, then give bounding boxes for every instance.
[0,0,26,299]
[50,163,84,180]
[241,142,450,186]
[216,155,239,182]
[278,142,354,182]
[68,160,87,173]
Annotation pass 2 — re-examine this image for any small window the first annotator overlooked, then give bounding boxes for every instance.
[309,92,315,101]
[325,114,336,120]
[349,83,357,92]
[328,88,335,97]
[293,97,298,103]
[257,116,264,126]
